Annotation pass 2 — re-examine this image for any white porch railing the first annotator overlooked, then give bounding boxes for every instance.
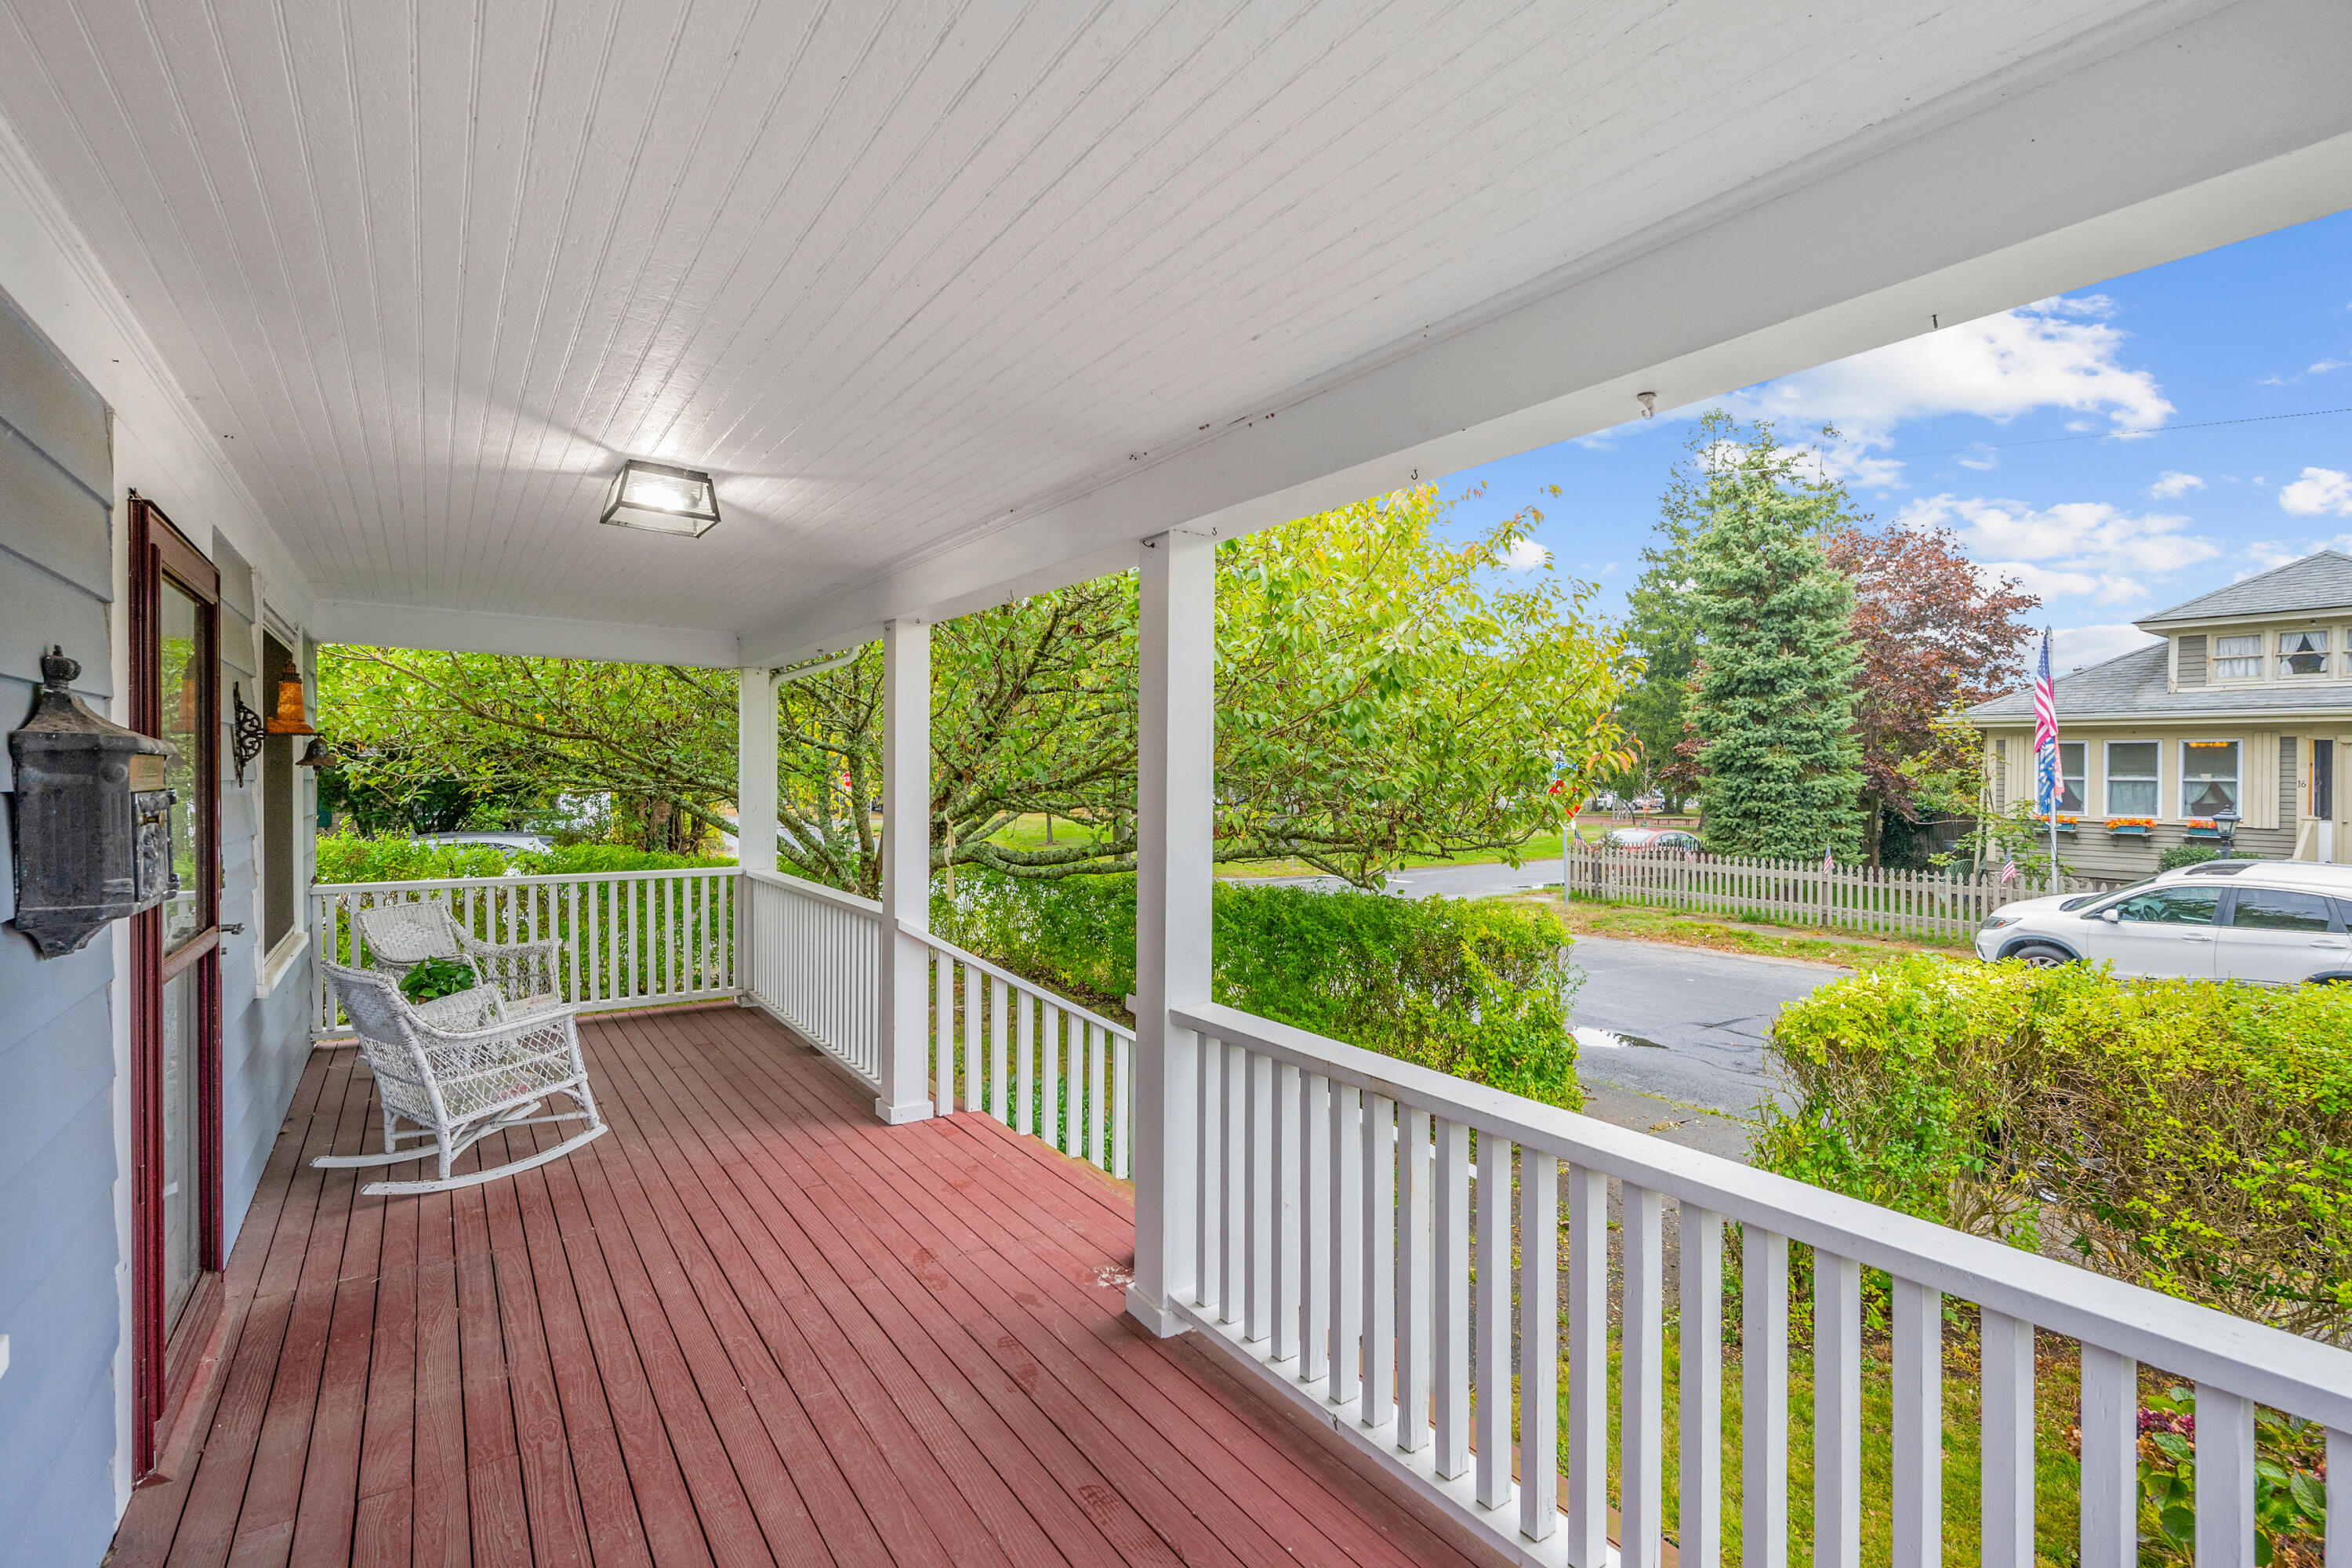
[902,921,1134,1178]
[742,867,883,1083]
[310,867,739,1036]
[1170,999,2352,1568]
[1569,847,2117,942]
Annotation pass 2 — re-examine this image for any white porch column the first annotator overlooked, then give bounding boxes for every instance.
[875,617,936,1124]
[735,666,777,875]
[1127,528,1215,1336]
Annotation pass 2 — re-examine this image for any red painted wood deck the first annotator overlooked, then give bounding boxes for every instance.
[111,1004,1486,1568]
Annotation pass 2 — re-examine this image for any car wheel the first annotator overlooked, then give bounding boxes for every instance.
[2007,942,2074,968]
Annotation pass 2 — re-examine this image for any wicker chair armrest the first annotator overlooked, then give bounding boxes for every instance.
[408,985,508,1033]
[408,1000,581,1048]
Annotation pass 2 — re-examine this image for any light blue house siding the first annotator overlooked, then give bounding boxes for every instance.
[0,287,125,1568]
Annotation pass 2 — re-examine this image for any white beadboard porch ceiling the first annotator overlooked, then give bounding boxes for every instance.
[1,0,2347,662]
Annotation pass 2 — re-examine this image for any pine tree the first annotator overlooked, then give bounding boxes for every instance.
[1679,416,1865,859]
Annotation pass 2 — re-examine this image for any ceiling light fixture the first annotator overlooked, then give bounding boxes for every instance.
[601,458,721,538]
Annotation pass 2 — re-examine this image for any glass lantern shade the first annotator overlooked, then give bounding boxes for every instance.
[264,669,316,735]
[601,459,721,537]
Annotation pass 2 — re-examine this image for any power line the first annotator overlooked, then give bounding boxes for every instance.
[1893,404,2352,460]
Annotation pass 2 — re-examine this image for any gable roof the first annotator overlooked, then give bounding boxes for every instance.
[2137,550,2352,629]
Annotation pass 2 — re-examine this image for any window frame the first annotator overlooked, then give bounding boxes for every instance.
[2278,627,2332,678]
[2103,739,2161,818]
[2212,632,2264,681]
[2180,738,2244,819]
[2055,740,2085,815]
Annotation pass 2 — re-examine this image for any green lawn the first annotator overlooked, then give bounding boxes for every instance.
[976,812,1577,879]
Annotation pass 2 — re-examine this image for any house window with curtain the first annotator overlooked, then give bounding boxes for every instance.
[2056,741,2085,812]
[2107,741,2159,815]
[2182,740,2241,816]
[2279,629,2330,676]
[2214,634,2263,679]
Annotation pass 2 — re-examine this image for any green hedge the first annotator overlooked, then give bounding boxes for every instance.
[1759,956,2352,1341]
[314,829,732,885]
[935,873,1581,1109]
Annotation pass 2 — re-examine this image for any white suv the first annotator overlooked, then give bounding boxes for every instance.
[1974,860,2352,985]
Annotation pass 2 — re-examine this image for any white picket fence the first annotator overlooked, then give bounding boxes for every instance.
[310,866,739,1036]
[1173,999,2352,1568]
[1568,846,2117,942]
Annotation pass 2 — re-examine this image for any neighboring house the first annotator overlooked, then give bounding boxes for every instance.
[1969,550,2352,876]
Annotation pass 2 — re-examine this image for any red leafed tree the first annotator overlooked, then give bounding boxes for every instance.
[1827,521,2039,863]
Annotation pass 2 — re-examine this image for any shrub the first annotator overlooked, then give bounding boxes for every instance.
[1759,956,2352,1341]
[314,829,731,884]
[935,872,1581,1108]
[2157,843,2221,871]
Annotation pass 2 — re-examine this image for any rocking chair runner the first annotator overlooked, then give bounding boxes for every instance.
[354,898,562,1013]
[318,960,607,1196]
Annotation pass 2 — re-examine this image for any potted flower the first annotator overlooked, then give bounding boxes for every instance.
[2183,817,2224,839]
[2038,814,2079,833]
[2107,816,2155,837]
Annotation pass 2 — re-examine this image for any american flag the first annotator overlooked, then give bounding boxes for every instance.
[1821,841,1835,872]
[2001,850,2019,885]
[2032,631,2060,815]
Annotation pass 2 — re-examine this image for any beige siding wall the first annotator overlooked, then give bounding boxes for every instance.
[1987,725,2285,828]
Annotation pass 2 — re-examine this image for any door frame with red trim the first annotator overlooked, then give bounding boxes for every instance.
[126,495,223,1477]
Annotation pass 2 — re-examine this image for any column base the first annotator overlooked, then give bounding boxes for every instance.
[1124,1283,1193,1338]
[873,1097,935,1125]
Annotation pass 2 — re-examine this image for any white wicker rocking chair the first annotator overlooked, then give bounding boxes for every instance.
[318,960,608,1196]
[354,898,561,1014]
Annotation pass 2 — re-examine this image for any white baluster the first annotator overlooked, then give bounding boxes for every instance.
[1566,1163,1609,1566]
[1361,1093,1396,1431]
[2195,1385,2255,1568]
[1980,1311,2036,1568]
[1330,1081,1363,1407]
[1300,1073,1331,1381]
[1272,1061,1304,1363]
[1475,1132,1513,1509]
[935,949,954,1112]
[1432,1116,1471,1481]
[1623,1186,1665,1567]
[1088,1022,1107,1168]
[1221,1039,1246,1327]
[1016,989,1036,1138]
[990,977,1010,1123]
[1519,1149,1558,1541]
[1245,1051,1274,1345]
[2077,1344,2133,1568]
[2327,1428,2348,1568]
[1681,1207,1723,1568]
[1744,1228,1789,1568]
[1816,1251,1861,1568]
[1396,1105,1433,1454]
[1112,1031,1132,1180]
[1196,1036,1221,1314]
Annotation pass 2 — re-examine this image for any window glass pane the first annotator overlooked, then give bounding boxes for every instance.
[2109,742,2158,776]
[2107,742,2158,815]
[2183,741,2241,816]
[2228,887,2335,932]
[2115,887,2221,924]
[159,581,205,949]
[2216,635,2263,655]
[2281,629,2330,676]
[2107,779,2157,814]
[2215,634,2263,680]
[2057,741,2085,812]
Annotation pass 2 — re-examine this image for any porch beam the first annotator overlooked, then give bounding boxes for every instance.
[874,617,935,1124]
[1128,528,1216,1336]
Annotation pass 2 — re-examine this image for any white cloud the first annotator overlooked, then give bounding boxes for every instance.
[1503,537,1551,571]
[2148,470,2204,499]
[2049,625,2161,673]
[1704,295,2172,488]
[1597,561,1620,577]
[2312,359,2350,375]
[1899,493,2218,607]
[2280,466,2352,517]
[1955,448,1998,471]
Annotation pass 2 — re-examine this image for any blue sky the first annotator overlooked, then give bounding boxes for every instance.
[1443,206,2352,676]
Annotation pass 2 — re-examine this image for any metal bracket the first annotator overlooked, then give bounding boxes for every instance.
[231,682,265,786]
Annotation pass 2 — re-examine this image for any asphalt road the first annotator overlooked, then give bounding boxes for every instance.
[1245,860,1850,1126]
[1568,935,1846,1120]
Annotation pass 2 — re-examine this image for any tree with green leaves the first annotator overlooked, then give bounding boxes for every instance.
[1676,415,1866,859]
[321,485,1632,894]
